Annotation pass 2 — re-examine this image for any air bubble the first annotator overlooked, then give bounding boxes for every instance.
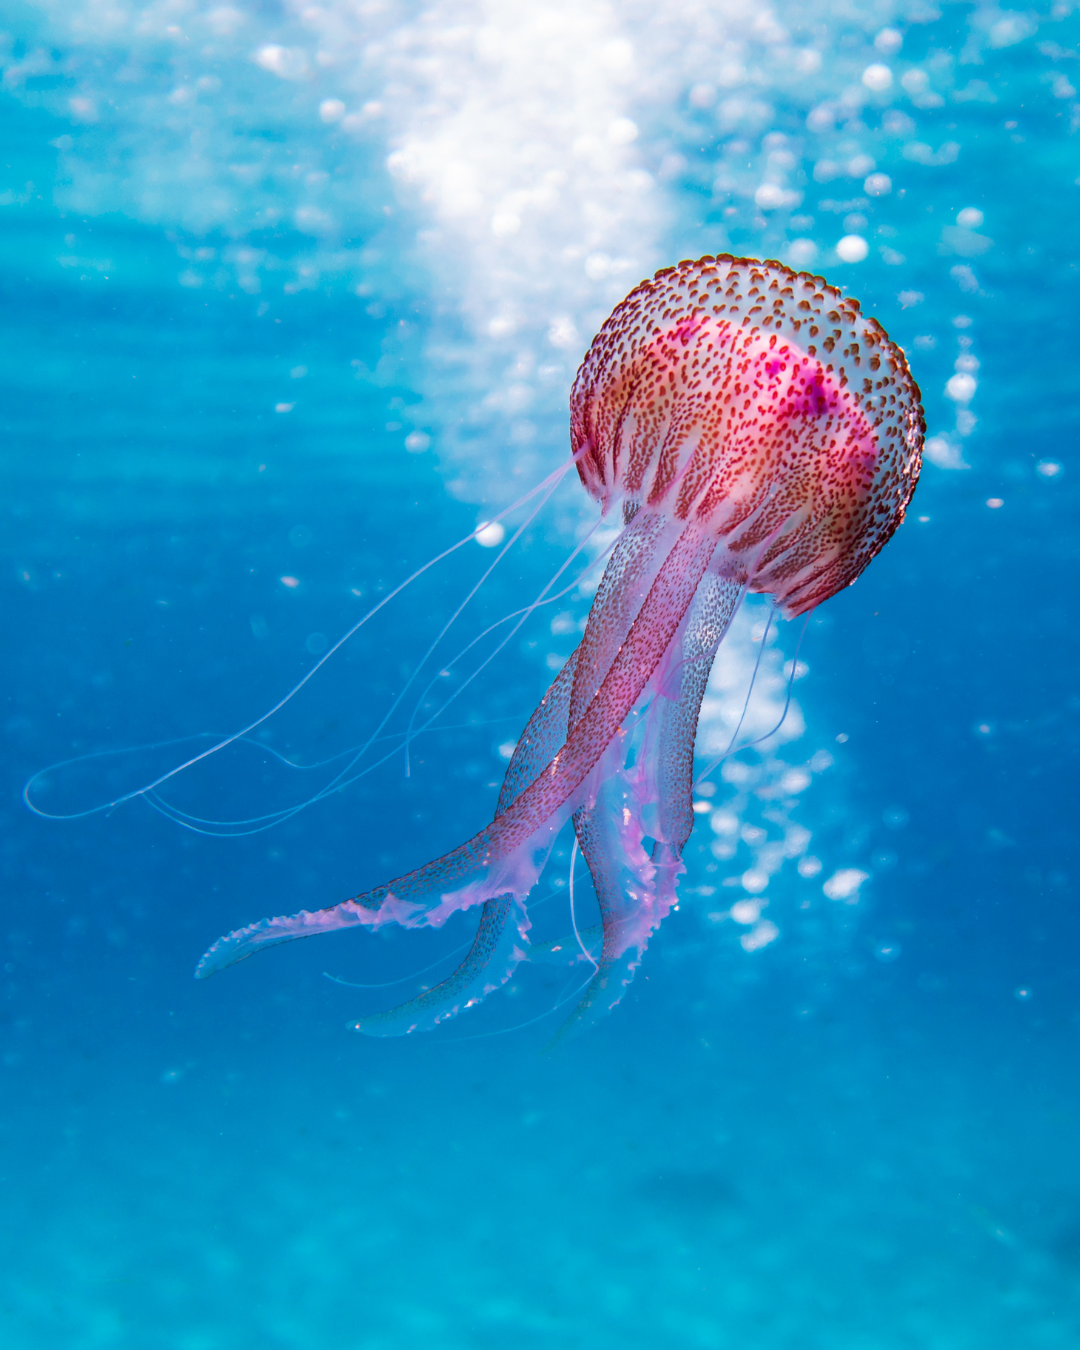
[608,117,639,145]
[475,521,506,548]
[822,868,869,902]
[788,238,818,266]
[861,64,893,93]
[740,920,779,951]
[836,235,869,263]
[945,373,976,403]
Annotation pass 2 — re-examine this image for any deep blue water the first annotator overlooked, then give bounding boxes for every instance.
[3,5,1080,1347]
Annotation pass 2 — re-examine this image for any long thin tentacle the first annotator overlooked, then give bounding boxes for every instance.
[36,457,584,827]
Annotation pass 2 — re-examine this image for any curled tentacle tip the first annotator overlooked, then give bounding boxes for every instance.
[193,949,221,980]
[193,920,274,978]
[193,940,237,979]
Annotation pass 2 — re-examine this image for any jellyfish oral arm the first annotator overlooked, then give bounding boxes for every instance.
[195,517,722,1006]
[557,560,744,1037]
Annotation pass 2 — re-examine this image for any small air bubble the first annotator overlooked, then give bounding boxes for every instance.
[608,117,639,145]
[475,521,506,547]
[875,28,903,56]
[945,373,977,403]
[862,64,893,92]
[836,235,869,263]
[788,239,818,267]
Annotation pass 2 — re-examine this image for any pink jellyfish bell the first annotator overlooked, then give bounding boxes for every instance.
[196,255,924,1036]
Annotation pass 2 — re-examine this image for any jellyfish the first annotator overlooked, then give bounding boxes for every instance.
[196,254,924,1036]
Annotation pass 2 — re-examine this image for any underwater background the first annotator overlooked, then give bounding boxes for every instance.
[3,1,1080,1346]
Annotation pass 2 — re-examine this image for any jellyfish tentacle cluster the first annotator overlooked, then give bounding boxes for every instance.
[563,554,744,1036]
[197,254,924,1037]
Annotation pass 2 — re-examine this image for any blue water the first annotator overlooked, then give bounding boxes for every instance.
[4,5,1080,1347]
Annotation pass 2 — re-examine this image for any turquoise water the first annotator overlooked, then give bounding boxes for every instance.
[4,4,1080,1346]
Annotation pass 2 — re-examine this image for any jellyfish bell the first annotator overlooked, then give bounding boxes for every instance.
[196,255,924,1038]
[572,255,922,616]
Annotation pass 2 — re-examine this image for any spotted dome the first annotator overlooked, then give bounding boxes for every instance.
[571,255,924,615]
